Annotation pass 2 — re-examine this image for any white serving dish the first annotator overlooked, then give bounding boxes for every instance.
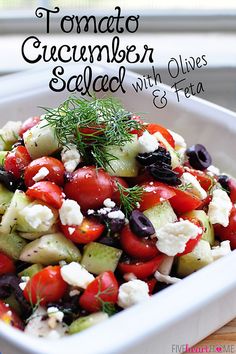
[0,65,236,354]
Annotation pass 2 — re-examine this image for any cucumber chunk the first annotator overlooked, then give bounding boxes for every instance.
[143,201,177,232]
[183,210,215,246]
[81,242,122,275]
[18,264,43,278]
[176,239,213,277]
[69,312,108,334]
[19,233,81,265]
[19,224,59,240]
[154,131,181,168]
[0,232,27,260]
[0,183,14,214]
[0,151,8,166]
[105,135,139,177]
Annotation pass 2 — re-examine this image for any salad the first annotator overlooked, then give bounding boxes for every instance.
[0,96,235,339]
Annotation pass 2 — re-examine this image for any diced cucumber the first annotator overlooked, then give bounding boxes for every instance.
[104,135,139,177]
[0,190,31,234]
[183,210,215,246]
[23,119,60,159]
[81,242,122,275]
[19,224,59,240]
[18,264,43,278]
[0,183,14,214]
[19,233,81,265]
[0,151,7,166]
[17,201,58,233]
[69,312,108,334]
[143,201,177,232]
[0,232,27,260]
[0,121,22,150]
[154,131,181,168]
[176,239,213,277]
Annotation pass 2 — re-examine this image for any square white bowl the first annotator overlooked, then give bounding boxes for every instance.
[0,65,236,354]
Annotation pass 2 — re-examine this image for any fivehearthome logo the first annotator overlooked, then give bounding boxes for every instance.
[172,344,236,353]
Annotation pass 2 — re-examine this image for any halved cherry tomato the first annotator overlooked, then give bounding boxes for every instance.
[111,176,128,205]
[214,206,236,250]
[26,181,63,209]
[173,166,185,177]
[177,217,203,256]
[197,195,212,210]
[139,181,176,211]
[146,278,157,294]
[19,116,40,137]
[4,146,31,179]
[169,187,202,214]
[120,225,159,260]
[60,217,105,244]
[0,301,24,330]
[64,166,113,211]
[188,169,213,191]
[118,254,164,279]
[0,253,15,275]
[23,266,67,305]
[24,157,65,187]
[79,271,118,313]
[228,178,236,204]
[145,123,175,148]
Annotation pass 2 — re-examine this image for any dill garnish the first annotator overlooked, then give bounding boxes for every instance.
[42,96,143,170]
[116,182,144,217]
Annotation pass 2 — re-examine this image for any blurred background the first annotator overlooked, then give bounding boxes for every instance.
[0,0,236,111]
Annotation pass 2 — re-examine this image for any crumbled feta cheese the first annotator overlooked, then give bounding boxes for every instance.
[154,271,181,284]
[32,167,49,182]
[207,165,220,176]
[19,204,54,230]
[136,202,140,208]
[61,144,81,172]
[47,307,64,329]
[208,189,232,227]
[59,260,67,266]
[69,289,80,297]
[168,129,186,157]
[156,220,202,256]
[61,262,94,289]
[59,199,83,226]
[68,227,75,235]
[123,273,137,281]
[107,210,125,220]
[211,240,231,260]
[97,207,111,215]
[181,172,207,200]
[138,130,159,154]
[103,198,116,208]
[87,209,95,215]
[157,256,174,275]
[118,279,150,309]
[19,275,30,290]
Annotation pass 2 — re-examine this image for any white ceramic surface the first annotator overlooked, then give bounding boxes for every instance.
[0,65,236,354]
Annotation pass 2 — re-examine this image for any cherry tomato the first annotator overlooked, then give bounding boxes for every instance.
[120,225,159,260]
[118,255,164,279]
[4,146,31,179]
[228,178,236,204]
[24,157,65,187]
[130,115,145,136]
[79,271,118,313]
[197,195,212,210]
[0,253,15,275]
[111,176,128,205]
[0,301,24,330]
[145,123,175,148]
[146,278,157,294]
[173,166,185,177]
[23,266,67,305]
[188,169,213,191]
[214,206,236,250]
[169,187,202,214]
[19,116,40,137]
[60,217,105,244]
[139,181,176,211]
[26,181,63,209]
[64,166,113,211]
[177,217,203,256]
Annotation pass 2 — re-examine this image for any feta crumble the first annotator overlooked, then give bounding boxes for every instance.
[107,210,125,220]
[61,262,94,289]
[19,276,30,291]
[156,220,202,256]
[118,279,150,309]
[181,172,207,200]
[61,144,81,173]
[138,130,159,154]
[168,129,186,157]
[69,289,80,297]
[211,240,231,260]
[154,271,181,285]
[47,307,64,329]
[20,204,54,230]
[208,189,232,227]
[59,199,83,226]
[207,165,220,176]
[103,198,116,208]
[68,227,75,235]
[32,167,49,182]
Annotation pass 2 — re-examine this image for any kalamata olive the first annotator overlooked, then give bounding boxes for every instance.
[12,138,25,148]
[136,147,171,167]
[186,144,212,170]
[218,175,230,194]
[148,162,181,186]
[98,235,121,248]
[129,210,155,237]
[0,167,20,192]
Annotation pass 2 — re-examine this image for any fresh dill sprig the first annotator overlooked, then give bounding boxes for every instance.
[42,96,143,170]
[101,302,117,316]
[116,182,144,217]
[178,182,193,191]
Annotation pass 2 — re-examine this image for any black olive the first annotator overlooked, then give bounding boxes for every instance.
[12,138,25,148]
[0,167,20,192]
[218,175,230,194]
[129,210,155,237]
[98,235,120,248]
[186,144,212,171]
[136,147,171,167]
[148,162,181,186]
